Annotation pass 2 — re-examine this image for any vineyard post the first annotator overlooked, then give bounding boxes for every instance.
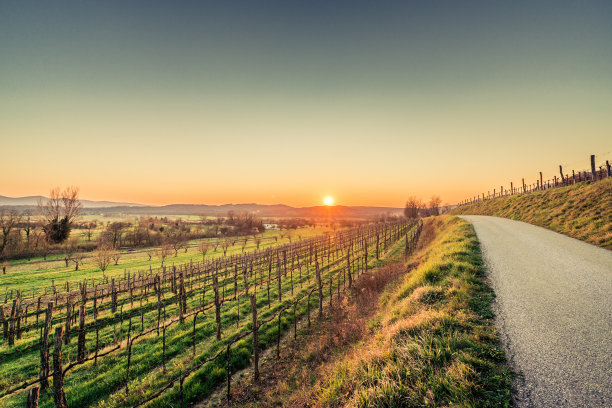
[607,160,611,177]
[277,252,282,301]
[591,154,596,180]
[315,257,322,317]
[39,302,53,390]
[77,305,86,362]
[226,343,231,401]
[213,273,221,340]
[250,294,259,381]
[376,233,379,260]
[539,172,543,190]
[26,386,39,408]
[293,302,297,340]
[53,326,68,408]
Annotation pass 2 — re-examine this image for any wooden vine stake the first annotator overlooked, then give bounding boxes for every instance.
[26,386,39,408]
[250,294,259,381]
[39,302,53,390]
[77,304,86,362]
[53,326,68,408]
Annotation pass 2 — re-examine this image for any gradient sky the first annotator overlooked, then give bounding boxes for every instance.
[1,1,611,207]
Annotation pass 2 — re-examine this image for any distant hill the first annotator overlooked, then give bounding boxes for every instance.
[0,195,403,219]
[81,203,404,219]
[0,195,141,208]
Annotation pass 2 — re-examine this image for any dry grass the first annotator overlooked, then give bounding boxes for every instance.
[449,178,612,249]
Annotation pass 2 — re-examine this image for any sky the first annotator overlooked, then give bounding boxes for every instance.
[1,1,611,207]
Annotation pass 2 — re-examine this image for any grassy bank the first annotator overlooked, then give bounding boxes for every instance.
[449,178,612,249]
[227,217,512,407]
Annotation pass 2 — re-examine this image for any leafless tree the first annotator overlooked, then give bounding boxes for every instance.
[96,245,113,275]
[253,235,262,250]
[159,242,172,267]
[0,210,22,261]
[63,239,78,267]
[72,252,86,271]
[428,195,442,216]
[404,196,423,219]
[111,249,121,266]
[85,221,97,241]
[197,240,211,261]
[221,240,231,256]
[38,186,82,243]
[146,248,155,261]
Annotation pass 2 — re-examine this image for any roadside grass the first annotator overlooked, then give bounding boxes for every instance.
[221,216,512,408]
[315,216,512,407]
[449,178,612,249]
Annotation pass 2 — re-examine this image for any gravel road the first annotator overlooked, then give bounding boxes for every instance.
[461,215,612,407]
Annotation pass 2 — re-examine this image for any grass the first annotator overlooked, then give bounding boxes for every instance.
[1,226,331,295]
[0,224,410,408]
[223,216,513,408]
[449,178,612,249]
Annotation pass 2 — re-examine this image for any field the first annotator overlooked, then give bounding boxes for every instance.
[449,178,612,249]
[2,226,331,296]
[0,220,417,407]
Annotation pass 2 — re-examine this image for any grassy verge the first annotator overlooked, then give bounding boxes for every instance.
[226,216,512,407]
[449,178,612,249]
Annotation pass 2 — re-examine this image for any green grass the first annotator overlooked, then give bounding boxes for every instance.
[0,225,410,408]
[1,226,331,295]
[449,178,612,249]
[314,216,513,407]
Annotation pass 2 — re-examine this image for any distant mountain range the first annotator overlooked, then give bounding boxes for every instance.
[0,196,403,219]
[0,195,141,208]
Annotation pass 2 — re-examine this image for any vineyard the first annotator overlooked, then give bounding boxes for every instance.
[0,219,421,407]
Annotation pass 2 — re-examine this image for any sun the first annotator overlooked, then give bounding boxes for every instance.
[323,196,334,206]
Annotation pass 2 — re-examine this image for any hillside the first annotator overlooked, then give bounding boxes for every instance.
[225,217,512,407]
[450,178,612,249]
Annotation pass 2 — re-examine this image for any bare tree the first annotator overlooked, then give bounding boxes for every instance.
[96,245,113,275]
[428,195,442,216]
[72,253,86,271]
[63,239,78,267]
[197,240,211,262]
[404,196,423,219]
[0,210,22,261]
[253,235,262,250]
[159,242,172,267]
[85,222,97,242]
[110,249,121,266]
[146,248,155,261]
[39,186,82,243]
[221,240,231,256]
[241,236,248,252]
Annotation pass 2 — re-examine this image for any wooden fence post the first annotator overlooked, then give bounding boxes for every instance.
[559,165,565,184]
[315,259,322,317]
[26,386,39,408]
[213,274,221,340]
[39,302,53,390]
[591,154,596,180]
[250,294,259,381]
[77,305,86,362]
[607,160,611,177]
[53,326,68,408]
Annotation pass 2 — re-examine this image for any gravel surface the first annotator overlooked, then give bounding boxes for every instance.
[461,216,612,408]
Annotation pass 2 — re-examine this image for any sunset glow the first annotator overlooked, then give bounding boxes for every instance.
[323,196,335,206]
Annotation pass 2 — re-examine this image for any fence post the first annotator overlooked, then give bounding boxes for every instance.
[213,273,221,340]
[250,294,259,381]
[607,160,611,177]
[77,304,86,362]
[315,259,323,317]
[591,154,596,180]
[53,326,68,408]
[26,386,39,408]
[39,302,53,390]
[559,165,565,184]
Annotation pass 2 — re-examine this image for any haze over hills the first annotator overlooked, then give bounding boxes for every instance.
[0,195,403,219]
[0,195,142,208]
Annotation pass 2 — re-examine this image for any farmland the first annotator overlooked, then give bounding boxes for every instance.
[0,219,419,407]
